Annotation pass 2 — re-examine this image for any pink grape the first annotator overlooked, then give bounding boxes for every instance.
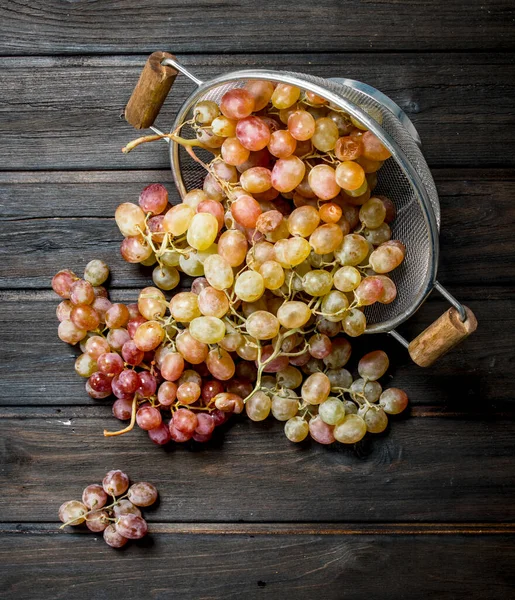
[52,269,79,298]
[136,406,162,430]
[117,369,141,394]
[271,156,306,193]
[138,372,157,397]
[69,279,95,306]
[139,183,168,215]
[236,116,271,151]
[173,408,198,435]
[85,510,110,532]
[169,423,192,442]
[104,524,128,548]
[82,484,108,510]
[115,514,148,540]
[88,371,113,393]
[148,422,172,445]
[103,470,129,496]
[127,482,158,507]
[112,397,134,420]
[244,80,274,111]
[97,352,124,377]
[195,413,216,436]
[220,88,255,120]
[121,340,144,366]
[112,499,141,518]
[308,415,335,444]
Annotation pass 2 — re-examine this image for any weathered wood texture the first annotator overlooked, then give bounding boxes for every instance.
[0,412,514,523]
[1,0,514,54]
[1,54,514,170]
[1,527,514,600]
[1,169,514,289]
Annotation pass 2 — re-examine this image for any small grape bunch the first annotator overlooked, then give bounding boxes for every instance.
[58,470,158,548]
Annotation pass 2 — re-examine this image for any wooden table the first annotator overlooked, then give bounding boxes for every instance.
[1,2,514,598]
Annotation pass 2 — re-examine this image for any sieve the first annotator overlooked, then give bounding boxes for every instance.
[125,52,477,367]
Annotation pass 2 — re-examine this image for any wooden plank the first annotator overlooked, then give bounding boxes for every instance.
[1,0,514,54]
[1,54,514,170]
[1,169,513,289]
[0,532,513,600]
[1,412,514,522]
[0,290,512,407]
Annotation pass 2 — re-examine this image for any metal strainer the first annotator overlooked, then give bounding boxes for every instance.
[125,53,477,366]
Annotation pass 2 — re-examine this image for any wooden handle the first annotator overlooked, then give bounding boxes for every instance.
[125,51,178,129]
[408,306,478,367]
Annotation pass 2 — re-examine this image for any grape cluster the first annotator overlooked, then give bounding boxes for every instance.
[58,470,157,548]
[120,81,404,339]
[245,349,408,444]
[52,261,235,444]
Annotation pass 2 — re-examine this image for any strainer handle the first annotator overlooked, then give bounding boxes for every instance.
[125,51,179,129]
[391,284,477,367]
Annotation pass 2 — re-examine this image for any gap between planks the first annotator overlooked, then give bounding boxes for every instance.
[2,522,515,536]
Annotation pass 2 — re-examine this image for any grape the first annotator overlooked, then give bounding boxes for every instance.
[268,129,297,158]
[316,316,341,337]
[335,135,362,161]
[244,391,270,421]
[58,320,87,345]
[161,352,185,382]
[234,271,265,302]
[88,371,113,393]
[354,277,384,306]
[303,269,333,296]
[69,280,95,306]
[258,345,289,373]
[83,259,109,287]
[311,117,339,152]
[116,369,140,395]
[323,337,352,369]
[363,222,391,246]
[133,321,165,352]
[173,408,199,434]
[271,392,299,421]
[276,365,303,389]
[127,315,147,338]
[105,303,129,329]
[244,79,274,110]
[188,316,224,344]
[358,350,389,381]
[115,202,146,237]
[103,470,129,496]
[218,229,248,267]
[113,397,134,420]
[369,240,406,273]
[52,269,79,298]
[120,236,153,263]
[359,197,386,229]
[86,381,111,399]
[287,110,315,141]
[148,422,172,445]
[157,381,178,406]
[379,388,408,414]
[308,164,340,200]
[333,414,366,443]
[301,372,331,405]
[120,340,143,366]
[56,300,73,322]
[152,265,180,291]
[236,116,271,151]
[333,266,361,292]
[115,514,148,539]
[351,379,382,403]
[309,223,343,254]
[276,301,311,329]
[326,367,353,390]
[203,254,234,291]
[308,415,335,444]
[327,111,353,136]
[335,234,370,266]
[170,292,201,323]
[358,405,388,433]
[206,348,235,380]
[246,310,280,340]
[361,131,391,161]
[271,156,306,193]
[220,89,255,120]
[175,330,209,364]
[85,509,110,533]
[127,482,158,507]
[335,161,366,191]
[74,353,97,378]
[221,136,250,166]
[259,260,285,290]
[82,484,108,510]
[231,195,262,228]
[319,202,342,224]
[283,416,308,442]
[138,183,169,215]
[186,213,218,251]
[113,499,142,518]
[194,100,220,125]
[319,397,346,425]
[163,204,194,236]
[271,83,300,109]
[58,500,88,525]
[308,333,332,359]
[288,205,320,237]
[103,524,129,548]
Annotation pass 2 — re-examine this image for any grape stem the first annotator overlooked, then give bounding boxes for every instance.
[103,396,138,437]
[59,493,129,529]
[122,133,209,154]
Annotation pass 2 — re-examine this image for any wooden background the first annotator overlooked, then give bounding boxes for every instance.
[1,2,514,598]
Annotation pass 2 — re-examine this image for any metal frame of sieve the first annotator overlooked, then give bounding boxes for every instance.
[150,57,470,350]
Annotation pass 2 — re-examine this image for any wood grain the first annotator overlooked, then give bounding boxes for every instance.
[1,169,514,289]
[1,411,514,523]
[1,0,514,54]
[1,54,514,170]
[1,528,514,600]
[0,290,512,408]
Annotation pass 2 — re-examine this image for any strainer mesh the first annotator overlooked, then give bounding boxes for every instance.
[173,71,440,332]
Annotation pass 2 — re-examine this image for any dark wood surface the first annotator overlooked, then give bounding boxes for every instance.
[1,2,514,599]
